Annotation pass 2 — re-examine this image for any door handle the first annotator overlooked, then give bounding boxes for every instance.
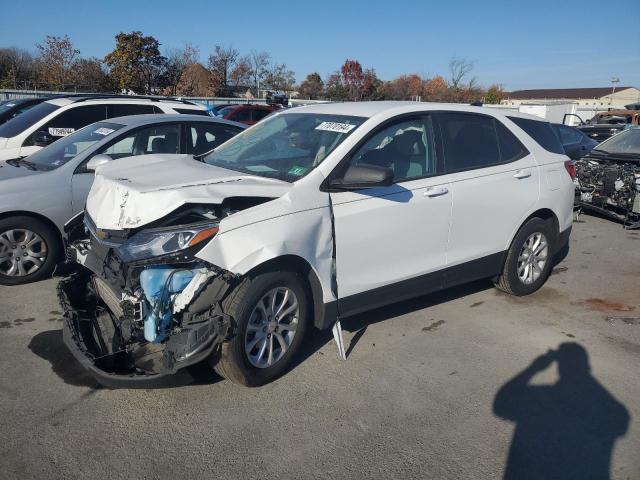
[423,186,449,197]
[513,170,532,179]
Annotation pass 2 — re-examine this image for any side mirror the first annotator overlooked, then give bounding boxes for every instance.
[32,130,56,147]
[329,163,394,190]
[86,154,112,172]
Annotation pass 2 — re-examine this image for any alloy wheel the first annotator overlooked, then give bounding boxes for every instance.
[244,287,300,368]
[517,232,548,285]
[0,229,48,277]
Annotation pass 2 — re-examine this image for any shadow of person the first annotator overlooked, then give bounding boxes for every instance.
[493,342,630,480]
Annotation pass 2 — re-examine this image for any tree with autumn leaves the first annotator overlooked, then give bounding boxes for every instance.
[1,32,506,104]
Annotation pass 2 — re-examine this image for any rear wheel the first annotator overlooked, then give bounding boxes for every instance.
[495,217,555,296]
[0,216,60,286]
[214,269,310,387]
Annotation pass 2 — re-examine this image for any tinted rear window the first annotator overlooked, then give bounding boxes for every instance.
[174,108,210,116]
[0,102,60,137]
[507,116,564,154]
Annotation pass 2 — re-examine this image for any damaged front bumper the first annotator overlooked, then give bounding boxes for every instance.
[58,273,232,387]
[58,213,238,388]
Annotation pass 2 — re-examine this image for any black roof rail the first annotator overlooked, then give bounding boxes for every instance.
[66,94,199,105]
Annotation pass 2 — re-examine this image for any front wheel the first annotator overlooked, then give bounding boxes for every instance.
[0,216,61,286]
[214,270,310,387]
[494,217,555,296]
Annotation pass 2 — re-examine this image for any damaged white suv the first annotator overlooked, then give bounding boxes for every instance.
[60,102,575,387]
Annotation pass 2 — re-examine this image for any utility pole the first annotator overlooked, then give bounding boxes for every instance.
[610,77,620,106]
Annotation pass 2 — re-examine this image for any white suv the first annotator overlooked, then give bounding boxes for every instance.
[0,95,209,161]
[60,101,575,387]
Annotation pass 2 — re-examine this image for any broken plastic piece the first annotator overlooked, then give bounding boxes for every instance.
[332,319,346,361]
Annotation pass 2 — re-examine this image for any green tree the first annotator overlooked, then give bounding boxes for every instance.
[297,72,324,99]
[104,31,165,94]
[484,84,505,104]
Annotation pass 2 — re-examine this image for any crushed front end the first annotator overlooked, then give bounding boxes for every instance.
[59,206,239,387]
[575,158,640,229]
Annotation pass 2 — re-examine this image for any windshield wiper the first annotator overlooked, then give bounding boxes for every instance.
[7,158,37,170]
[193,148,216,161]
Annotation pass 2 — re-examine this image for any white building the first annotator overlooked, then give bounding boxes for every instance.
[501,87,640,109]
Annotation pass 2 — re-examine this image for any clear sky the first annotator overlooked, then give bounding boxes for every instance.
[1,0,639,90]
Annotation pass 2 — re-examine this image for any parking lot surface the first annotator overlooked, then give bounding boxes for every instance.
[0,215,639,479]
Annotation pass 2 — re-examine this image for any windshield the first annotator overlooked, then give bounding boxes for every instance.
[594,128,640,156]
[202,113,365,182]
[0,102,60,138]
[26,121,125,171]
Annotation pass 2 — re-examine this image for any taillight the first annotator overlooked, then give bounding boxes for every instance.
[564,160,577,180]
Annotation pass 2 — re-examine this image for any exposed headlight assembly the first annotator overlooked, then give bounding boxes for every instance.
[117,222,219,262]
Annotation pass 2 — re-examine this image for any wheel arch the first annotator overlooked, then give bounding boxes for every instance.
[503,207,560,268]
[0,210,64,247]
[243,254,334,331]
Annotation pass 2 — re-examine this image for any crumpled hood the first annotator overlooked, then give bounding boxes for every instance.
[86,154,292,230]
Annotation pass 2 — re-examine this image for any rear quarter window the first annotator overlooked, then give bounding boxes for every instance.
[174,108,209,116]
[508,116,564,154]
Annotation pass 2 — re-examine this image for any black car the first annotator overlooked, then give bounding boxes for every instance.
[574,128,640,228]
[0,97,51,126]
[552,123,598,160]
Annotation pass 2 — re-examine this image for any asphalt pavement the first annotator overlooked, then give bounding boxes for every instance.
[0,214,639,479]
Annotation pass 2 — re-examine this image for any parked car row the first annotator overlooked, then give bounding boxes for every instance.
[0,95,213,162]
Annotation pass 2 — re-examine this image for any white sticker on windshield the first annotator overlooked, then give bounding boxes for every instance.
[315,121,357,134]
[48,127,75,137]
[94,127,115,136]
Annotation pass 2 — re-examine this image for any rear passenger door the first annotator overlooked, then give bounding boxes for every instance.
[436,112,539,280]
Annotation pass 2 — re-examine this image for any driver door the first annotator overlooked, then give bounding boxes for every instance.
[329,114,452,316]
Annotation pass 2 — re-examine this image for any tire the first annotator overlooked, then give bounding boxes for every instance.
[0,216,61,286]
[214,269,310,387]
[494,217,555,296]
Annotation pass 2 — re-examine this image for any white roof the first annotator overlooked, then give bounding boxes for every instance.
[289,101,545,122]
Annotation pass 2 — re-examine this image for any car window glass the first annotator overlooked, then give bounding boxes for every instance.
[203,113,365,182]
[440,113,501,171]
[110,104,157,117]
[41,105,107,138]
[252,109,271,121]
[349,116,436,182]
[234,109,252,122]
[27,121,124,171]
[0,102,60,138]
[508,116,564,154]
[187,123,241,155]
[175,108,209,116]
[558,125,583,144]
[495,120,529,162]
[100,123,180,159]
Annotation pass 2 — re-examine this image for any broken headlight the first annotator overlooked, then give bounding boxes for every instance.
[117,222,219,262]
